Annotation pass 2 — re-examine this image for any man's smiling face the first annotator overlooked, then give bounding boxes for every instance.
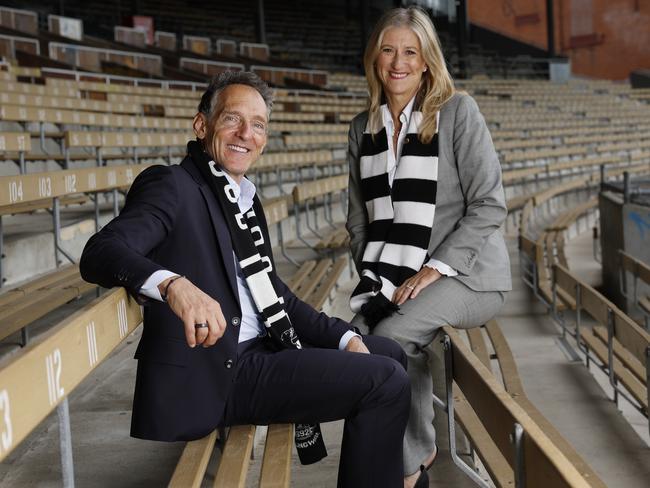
[193,84,268,182]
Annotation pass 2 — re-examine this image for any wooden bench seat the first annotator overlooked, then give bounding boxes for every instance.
[469,321,606,487]
[579,328,648,412]
[292,175,348,253]
[553,264,650,419]
[0,266,96,345]
[0,194,88,216]
[443,326,599,488]
[305,257,347,310]
[0,288,142,484]
[592,326,645,383]
[314,227,349,251]
[168,430,219,488]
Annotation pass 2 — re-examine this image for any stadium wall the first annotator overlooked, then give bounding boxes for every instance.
[468,0,650,80]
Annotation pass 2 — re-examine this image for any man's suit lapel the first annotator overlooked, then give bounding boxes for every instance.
[180,158,239,302]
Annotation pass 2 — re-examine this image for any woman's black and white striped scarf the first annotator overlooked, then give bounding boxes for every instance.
[349,106,439,328]
[188,141,326,465]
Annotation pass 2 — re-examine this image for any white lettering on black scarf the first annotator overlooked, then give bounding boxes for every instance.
[188,141,326,465]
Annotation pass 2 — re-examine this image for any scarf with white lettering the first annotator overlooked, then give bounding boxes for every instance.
[188,140,326,465]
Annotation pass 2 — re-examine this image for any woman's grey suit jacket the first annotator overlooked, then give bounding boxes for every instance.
[346,92,512,292]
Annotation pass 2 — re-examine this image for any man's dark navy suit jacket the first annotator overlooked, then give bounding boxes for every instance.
[80,157,352,441]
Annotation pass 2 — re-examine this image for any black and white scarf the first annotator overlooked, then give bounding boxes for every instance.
[188,141,326,465]
[349,105,439,328]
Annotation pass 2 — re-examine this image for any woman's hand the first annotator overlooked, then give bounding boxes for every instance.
[392,266,443,306]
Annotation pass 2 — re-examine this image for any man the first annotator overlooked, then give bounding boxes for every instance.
[80,71,409,487]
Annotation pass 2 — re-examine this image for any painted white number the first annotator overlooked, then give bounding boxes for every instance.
[125,168,134,184]
[38,177,52,198]
[64,174,76,193]
[117,299,128,338]
[8,181,23,203]
[88,173,97,190]
[45,349,64,406]
[108,171,117,187]
[86,322,99,366]
[0,390,12,453]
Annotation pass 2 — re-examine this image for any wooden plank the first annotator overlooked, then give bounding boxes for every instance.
[315,227,348,250]
[0,103,187,130]
[0,164,151,206]
[0,265,79,308]
[553,265,578,302]
[307,257,346,310]
[454,387,514,488]
[263,198,289,226]
[65,130,192,148]
[619,250,638,274]
[0,279,96,341]
[330,229,350,248]
[480,322,606,487]
[0,274,91,316]
[579,284,611,325]
[513,396,608,488]
[295,260,331,302]
[168,430,217,488]
[0,194,88,216]
[213,425,256,488]
[555,233,568,268]
[445,327,593,488]
[518,235,537,261]
[465,327,491,370]
[593,326,646,383]
[580,329,647,411]
[555,288,577,310]
[292,175,347,203]
[0,289,142,461]
[286,261,316,295]
[259,424,293,488]
[0,132,31,152]
[612,308,650,365]
[620,250,650,285]
[484,320,525,395]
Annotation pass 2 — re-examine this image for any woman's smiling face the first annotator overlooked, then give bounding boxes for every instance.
[376,26,426,101]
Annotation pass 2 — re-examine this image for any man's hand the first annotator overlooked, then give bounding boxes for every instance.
[159,276,227,348]
[392,266,442,306]
[345,336,370,354]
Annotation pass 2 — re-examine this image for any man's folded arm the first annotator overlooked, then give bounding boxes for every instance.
[80,165,180,298]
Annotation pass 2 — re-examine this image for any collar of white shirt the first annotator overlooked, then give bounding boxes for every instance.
[222,171,256,214]
[381,95,416,138]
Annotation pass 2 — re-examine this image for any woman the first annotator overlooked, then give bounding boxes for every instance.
[346,7,512,488]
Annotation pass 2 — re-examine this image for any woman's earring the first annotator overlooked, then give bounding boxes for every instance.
[423,67,428,72]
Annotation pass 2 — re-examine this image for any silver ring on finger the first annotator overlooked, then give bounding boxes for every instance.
[194,323,208,329]
[406,284,415,290]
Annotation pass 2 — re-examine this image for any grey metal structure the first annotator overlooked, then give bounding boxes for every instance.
[57,398,75,488]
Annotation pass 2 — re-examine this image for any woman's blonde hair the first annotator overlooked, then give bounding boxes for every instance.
[364,6,455,144]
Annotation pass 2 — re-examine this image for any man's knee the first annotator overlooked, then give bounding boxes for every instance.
[362,335,407,371]
[369,356,411,414]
